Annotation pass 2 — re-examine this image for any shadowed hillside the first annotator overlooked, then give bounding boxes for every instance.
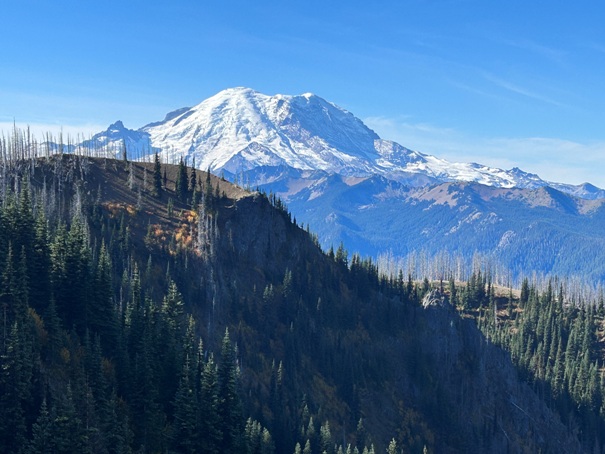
[0,155,585,453]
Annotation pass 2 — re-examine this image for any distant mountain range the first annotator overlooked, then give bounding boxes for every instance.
[67,88,605,283]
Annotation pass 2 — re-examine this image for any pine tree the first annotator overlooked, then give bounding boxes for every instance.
[204,168,213,210]
[91,242,118,353]
[176,157,189,203]
[520,278,529,307]
[171,355,198,454]
[103,389,132,454]
[29,398,53,454]
[189,158,197,193]
[448,277,457,307]
[303,439,312,454]
[0,321,32,452]
[29,209,51,313]
[387,439,399,454]
[218,328,244,453]
[1,243,26,327]
[162,280,185,332]
[62,215,91,332]
[356,418,367,450]
[200,353,222,454]
[260,427,274,454]
[50,384,86,453]
[153,153,162,198]
[319,421,333,454]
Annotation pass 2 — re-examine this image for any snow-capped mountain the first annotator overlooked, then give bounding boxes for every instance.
[85,87,604,199]
[65,88,605,282]
[142,87,384,175]
[77,121,157,159]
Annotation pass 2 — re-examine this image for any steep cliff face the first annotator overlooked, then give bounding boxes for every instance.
[414,295,580,452]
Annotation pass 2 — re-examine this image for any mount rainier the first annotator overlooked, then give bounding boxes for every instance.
[80,87,603,200]
[75,88,605,283]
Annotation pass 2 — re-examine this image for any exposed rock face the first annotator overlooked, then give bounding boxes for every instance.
[416,298,581,453]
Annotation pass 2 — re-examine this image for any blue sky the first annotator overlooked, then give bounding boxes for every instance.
[2,0,605,186]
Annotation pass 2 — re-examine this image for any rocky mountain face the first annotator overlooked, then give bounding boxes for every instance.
[74,88,605,283]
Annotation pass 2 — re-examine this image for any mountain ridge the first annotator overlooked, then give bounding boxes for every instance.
[0,153,585,453]
[77,87,605,200]
[63,88,605,283]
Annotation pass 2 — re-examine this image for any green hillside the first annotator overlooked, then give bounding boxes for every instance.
[0,154,591,453]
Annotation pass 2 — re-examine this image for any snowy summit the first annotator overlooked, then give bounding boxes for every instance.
[81,88,605,199]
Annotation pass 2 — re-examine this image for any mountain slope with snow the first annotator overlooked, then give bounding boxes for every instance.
[78,121,158,158]
[68,88,605,283]
[141,87,384,175]
[86,87,604,199]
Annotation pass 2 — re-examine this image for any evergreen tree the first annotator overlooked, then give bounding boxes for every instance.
[29,209,51,313]
[387,439,399,454]
[189,158,197,193]
[303,439,312,454]
[29,398,53,454]
[319,421,333,454]
[170,355,198,454]
[1,243,27,327]
[218,328,244,453]
[50,384,86,454]
[91,242,118,353]
[153,153,162,198]
[0,321,32,452]
[176,157,189,203]
[200,353,222,454]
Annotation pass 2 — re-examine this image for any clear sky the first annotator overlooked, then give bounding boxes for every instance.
[2,0,605,187]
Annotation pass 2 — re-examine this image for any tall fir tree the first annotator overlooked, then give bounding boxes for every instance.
[153,153,162,198]
[218,328,244,454]
[176,157,189,203]
[200,353,222,454]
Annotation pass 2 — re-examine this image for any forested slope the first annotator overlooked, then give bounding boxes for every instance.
[0,154,586,453]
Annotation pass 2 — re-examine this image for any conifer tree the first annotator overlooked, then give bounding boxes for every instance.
[91,242,118,353]
[200,353,222,454]
[320,421,333,454]
[218,328,244,453]
[153,153,162,198]
[387,438,399,454]
[176,157,189,203]
[190,157,197,193]
[303,439,312,454]
[29,398,52,454]
[171,355,198,454]
[29,209,51,313]
[50,384,86,453]
[1,243,26,326]
[0,321,31,452]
